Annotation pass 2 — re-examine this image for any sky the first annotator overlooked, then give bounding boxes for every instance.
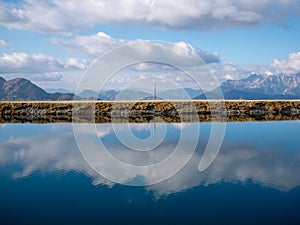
[0,0,300,91]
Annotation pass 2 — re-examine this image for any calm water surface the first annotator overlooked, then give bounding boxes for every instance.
[0,121,300,225]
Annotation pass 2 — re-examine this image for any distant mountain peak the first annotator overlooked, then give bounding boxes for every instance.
[0,77,5,87]
[247,73,263,80]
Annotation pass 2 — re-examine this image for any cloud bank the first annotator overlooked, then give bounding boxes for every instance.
[53,32,300,84]
[271,52,300,75]
[1,0,299,33]
[0,52,87,74]
[1,31,300,86]
[53,32,220,64]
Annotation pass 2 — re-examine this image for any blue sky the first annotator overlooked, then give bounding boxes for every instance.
[0,0,300,91]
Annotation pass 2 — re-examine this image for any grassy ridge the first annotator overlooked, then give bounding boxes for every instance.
[0,100,299,123]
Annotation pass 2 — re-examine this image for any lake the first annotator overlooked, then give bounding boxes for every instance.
[0,121,300,225]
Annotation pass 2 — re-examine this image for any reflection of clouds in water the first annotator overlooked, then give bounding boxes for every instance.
[48,123,73,132]
[93,123,195,140]
[96,124,113,138]
[95,123,162,138]
[75,122,198,185]
[150,144,300,197]
[0,132,113,187]
[0,125,299,197]
[171,123,193,130]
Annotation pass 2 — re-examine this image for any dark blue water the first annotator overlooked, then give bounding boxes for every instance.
[0,121,300,225]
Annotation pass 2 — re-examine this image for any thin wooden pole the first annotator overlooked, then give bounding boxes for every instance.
[154,82,157,100]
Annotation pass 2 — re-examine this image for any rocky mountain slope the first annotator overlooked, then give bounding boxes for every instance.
[195,73,300,99]
[0,77,74,100]
[220,73,300,96]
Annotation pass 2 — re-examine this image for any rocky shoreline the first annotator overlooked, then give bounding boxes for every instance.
[0,100,299,123]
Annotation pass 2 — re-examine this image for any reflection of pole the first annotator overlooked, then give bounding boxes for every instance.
[153,82,157,134]
[151,118,157,134]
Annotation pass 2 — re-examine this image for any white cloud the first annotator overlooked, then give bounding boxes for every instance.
[1,0,299,33]
[52,32,127,57]
[208,51,300,81]
[54,32,220,64]
[1,72,64,82]
[0,39,7,47]
[1,41,298,88]
[175,41,220,64]
[0,52,87,74]
[265,70,273,76]
[52,34,221,90]
[271,52,300,75]
[53,32,300,88]
[29,72,64,81]
[209,62,254,82]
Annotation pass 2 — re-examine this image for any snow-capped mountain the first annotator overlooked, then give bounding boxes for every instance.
[220,73,300,96]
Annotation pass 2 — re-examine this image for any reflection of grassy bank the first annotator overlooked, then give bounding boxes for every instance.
[0,100,299,123]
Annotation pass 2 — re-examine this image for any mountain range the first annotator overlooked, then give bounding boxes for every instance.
[195,73,300,100]
[78,88,202,100]
[0,77,74,100]
[0,73,299,100]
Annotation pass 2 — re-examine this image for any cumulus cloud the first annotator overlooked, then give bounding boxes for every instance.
[53,32,220,64]
[51,33,221,90]
[0,52,87,74]
[53,32,300,89]
[175,41,220,64]
[208,51,300,82]
[208,62,255,82]
[52,32,127,57]
[271,52,300,75]
[1,0,299,33]
[2,39,297,87]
